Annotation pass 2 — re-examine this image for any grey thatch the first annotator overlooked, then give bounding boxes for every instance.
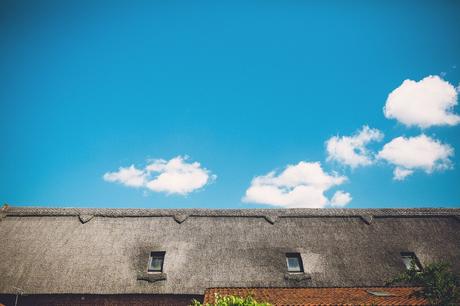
[0,206,459,295]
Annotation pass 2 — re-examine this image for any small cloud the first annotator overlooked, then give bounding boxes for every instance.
[330,190,352,207]
[103,156,216,195]
[393,167,414,181]
[377,134,454,180]
[383,75,460,128]
[326,125,384,168]
[103,165,146,188]
[242,161,350,208]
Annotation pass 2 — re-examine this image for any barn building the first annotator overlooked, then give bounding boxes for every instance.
[0,206,459,305]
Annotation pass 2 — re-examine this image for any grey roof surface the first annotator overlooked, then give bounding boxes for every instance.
[1,206,459,295]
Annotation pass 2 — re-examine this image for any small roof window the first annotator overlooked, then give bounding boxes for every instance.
[148,251,165,272]
[400,252,422,271]
[286,253,303,272]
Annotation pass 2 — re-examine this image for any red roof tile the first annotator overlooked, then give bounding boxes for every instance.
[203,287,429,305]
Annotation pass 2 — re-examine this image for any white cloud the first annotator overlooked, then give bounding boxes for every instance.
[242,161,350,208]
[145,156,216,195]
[330,190,352,207]
[393,167,414,181]
[103,165,146,188]
[383,75,460,128]
[377,134,454,180]
[103,156,216,195]
[326,125,384,168]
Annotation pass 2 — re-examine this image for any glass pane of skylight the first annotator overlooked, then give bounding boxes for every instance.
[287,257,301,272]
[401,253,421,271]
[402,256,412,270]
[149,257,163,271]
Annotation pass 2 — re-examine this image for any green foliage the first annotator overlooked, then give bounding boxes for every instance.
[388,261,459,305]
[191,294,271,306]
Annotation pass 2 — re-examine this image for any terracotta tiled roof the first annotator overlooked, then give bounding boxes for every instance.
[203,287,429,305]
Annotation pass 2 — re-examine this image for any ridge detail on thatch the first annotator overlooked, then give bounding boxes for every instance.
[0,204,7,222]
[264,214,279,224]
[4,207,460,218]
[173,214,189,224]
[78,214,94,224]
[360,215,374,225]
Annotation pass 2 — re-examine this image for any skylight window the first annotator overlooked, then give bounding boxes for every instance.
[400,252,422,271]
[148,251,165,272]
[286,253,303,272]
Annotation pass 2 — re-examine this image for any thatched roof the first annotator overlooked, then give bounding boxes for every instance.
[0,206,459,295]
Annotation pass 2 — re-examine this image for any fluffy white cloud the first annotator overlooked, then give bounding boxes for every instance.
[377,134,454,180]
[103,156,216,195]
[383,75,460,128]
[326,125,384,168]
[103,165,146,187]
[242,161,351,208]
[330,190,352,207]
[145,156,216,195]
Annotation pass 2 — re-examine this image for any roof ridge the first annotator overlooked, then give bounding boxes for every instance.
[4,206,460,218]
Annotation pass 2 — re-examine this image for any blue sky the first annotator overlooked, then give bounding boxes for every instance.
[1,0,459,209]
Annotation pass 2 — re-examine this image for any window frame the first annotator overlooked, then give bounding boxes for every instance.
[400,252,422,271]
[286,252,304,273]
[148,251,165,273]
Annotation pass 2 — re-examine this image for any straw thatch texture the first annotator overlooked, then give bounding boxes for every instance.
[0,207,459,295]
